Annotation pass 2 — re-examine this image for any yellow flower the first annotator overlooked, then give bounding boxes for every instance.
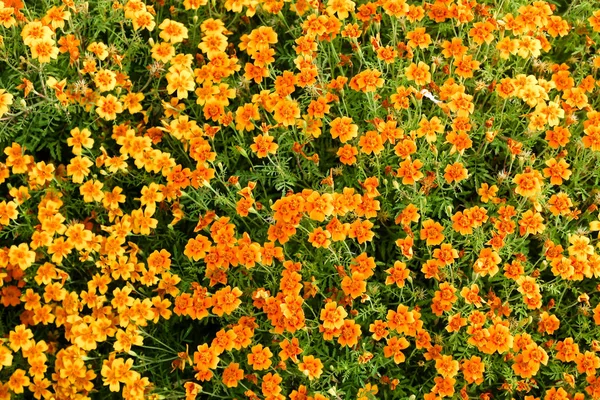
[30,39,59,63]
[96,94,124,121]
[21,21,53,47]
[166,69,196,99]
[94,69,117,92]
[0,89,13,118]
[158,19,188,43]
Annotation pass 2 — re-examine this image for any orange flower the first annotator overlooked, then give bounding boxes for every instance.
[461,356,485,384]
[545,126,571,148]
[383,336,410,363]
[385,261,410,287]
[538,312,560,335]
[451,210,473,235]
[390,86,414,109]
[513,168,544,197]
[432,376,455,397]
[441,38,467,59]
[337,144,359,165]
[583,125,600,151]
[394,236,414,260]
[8,369,30,394]
[433,243,459,266]
[8,325,33,352]
[261,372,282,397]
[349,69,384,93]
[544,388,569,400]
[212,286,242,316]
[348,219,375,244]
[369,320,389,341]
[453,55,480,78]
[469,21,495,45]
[298,355,324,380]
[66,155,93,184]
[320,301,347,329]
[548,192,573,216]
[305,191,334,221]
[184,235,211,261]
[477,183,498,203]
[96,94,124,121]
[273,98,300,126]
[447,92,474,117]
[222,362,244,388]
[519,210,545,236]
[159,19,188,43]
[444,162,468,184]
[279,337,303,362]
[211,329,237,355]
[556,338,580,362]
[405,61,431,86]
[350,252,376,279]
[590,10,600,31]
[485,323,513,354]
[247,344,273,371]
[184,382,202,400]
[420,219,445,246]
[460,284,483,307]
[250,133,278,158]
[446,313,467,333]
[395,203,420,225]
[330,116,358,143]
[435,355,459,378]
[543,158,571,185]
[357,383,378,400]
[339,270,365,297]
[307,227,331,248]
[575,351,600,376]
[396,158,424,185]
[473,248,501,277]
[326,217,350,241]
[358,131,384,155]
[8,243,36,270]
[386,304,415,334]
[406,27,431,49]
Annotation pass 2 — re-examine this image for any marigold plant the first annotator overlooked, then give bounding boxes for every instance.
[2,0,600,399]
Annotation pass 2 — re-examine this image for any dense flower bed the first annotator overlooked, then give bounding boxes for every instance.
[1,0,600,399]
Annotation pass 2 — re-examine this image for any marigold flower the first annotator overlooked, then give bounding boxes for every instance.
[320,301,347,329]
[247,344,273,371]
[444,162,468,184]
[96,94,124,121]
[405,61,431,86]
[396,158,424,185]
[193,344,220,372]
[513,169,544,198]
[330,116,358,143]
[348,219,375,244]
[385,261,410,287]
[420,219,445,246]
[212,286,242,316]
[0,89,13,118]
[298,355,324,380]
[538,312,560,335]
[273,98,300,126]
[337,319,361,347]
[543,158,571,185]
[383,336,410,364]
[222,362,244,388]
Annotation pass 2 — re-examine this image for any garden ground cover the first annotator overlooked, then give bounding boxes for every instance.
[1,0,600,399]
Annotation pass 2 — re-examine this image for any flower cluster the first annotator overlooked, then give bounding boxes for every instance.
[1,0,600,399]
